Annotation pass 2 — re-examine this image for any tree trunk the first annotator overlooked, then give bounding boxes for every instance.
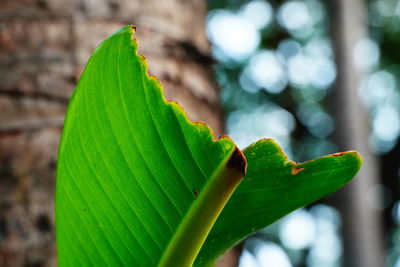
[0,0,228,266]
[328,0,385,266]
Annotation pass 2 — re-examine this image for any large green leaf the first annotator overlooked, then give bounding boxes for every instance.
[56,26,362,267]
[56,26,244,267]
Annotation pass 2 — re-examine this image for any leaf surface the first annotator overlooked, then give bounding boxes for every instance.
[56,26,361,267]
[196,139,361,265]
[56,26,245,267]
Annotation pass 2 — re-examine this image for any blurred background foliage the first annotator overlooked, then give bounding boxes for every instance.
[205,0,400,266]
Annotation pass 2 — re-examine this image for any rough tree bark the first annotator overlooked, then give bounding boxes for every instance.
[0,0,235,266]
[329,0,385,266]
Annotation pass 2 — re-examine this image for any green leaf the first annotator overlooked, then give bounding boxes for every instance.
[195,139,361,265]
[56,26,362,267]
[56,25,245,267]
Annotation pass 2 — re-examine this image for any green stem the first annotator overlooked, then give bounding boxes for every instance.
[158,148,246,267]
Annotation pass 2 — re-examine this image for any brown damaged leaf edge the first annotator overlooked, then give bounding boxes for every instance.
[290,151,362,174]
[128,24,247,186]
[300,150,362,163]
[243,138,361,177]
[332,152,345,157]
[129,25,228,144]
[291,166,305,175]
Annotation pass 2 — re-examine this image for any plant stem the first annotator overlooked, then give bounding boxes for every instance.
[158,148,246,267]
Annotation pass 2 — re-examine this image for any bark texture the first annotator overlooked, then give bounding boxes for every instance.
[0,0,225,266]
[329,0,385,266]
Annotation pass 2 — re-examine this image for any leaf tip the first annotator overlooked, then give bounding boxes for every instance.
[126,24,136,36]
[329,150,363,169]
[347,150,363,170]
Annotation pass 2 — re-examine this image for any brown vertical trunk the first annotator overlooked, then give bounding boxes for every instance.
[0,0,226,266]
[328,0,385,266]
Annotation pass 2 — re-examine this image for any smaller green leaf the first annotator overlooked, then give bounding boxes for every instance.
[196,139,362,265]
